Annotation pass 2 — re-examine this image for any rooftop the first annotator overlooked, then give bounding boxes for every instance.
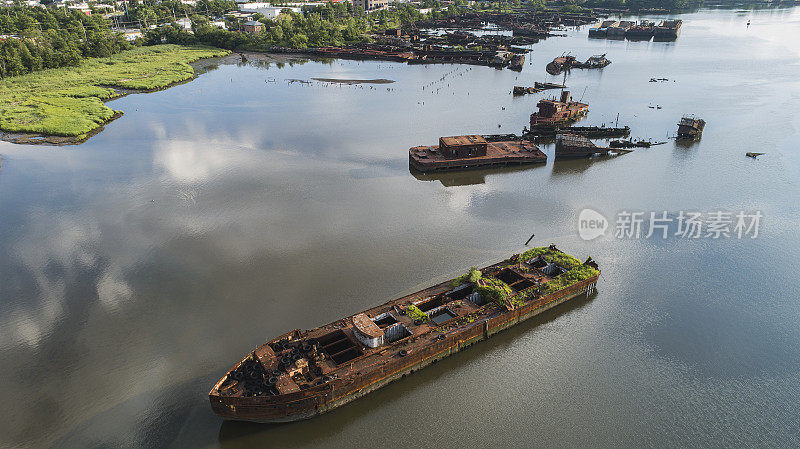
[440,135,486,147]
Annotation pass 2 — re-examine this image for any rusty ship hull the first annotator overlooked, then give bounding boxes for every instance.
[210,250,600,423]
[409,135,546,172]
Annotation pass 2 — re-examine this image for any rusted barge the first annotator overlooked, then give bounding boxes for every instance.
[526,125,630,138]
[654,19,682,40]
[210,247,600,423]
[555,133,631,158]
[409,134,547,172]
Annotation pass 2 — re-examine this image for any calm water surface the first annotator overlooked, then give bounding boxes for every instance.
[1,7,800,449]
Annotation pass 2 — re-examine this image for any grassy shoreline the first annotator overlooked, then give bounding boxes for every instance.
[0,45,230,144]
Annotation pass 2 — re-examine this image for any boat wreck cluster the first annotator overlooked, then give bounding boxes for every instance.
[209,10,708,423]
[211,247,599,422]
[589,19,682,41]
[408,89,637,172]
[270,10,602,70]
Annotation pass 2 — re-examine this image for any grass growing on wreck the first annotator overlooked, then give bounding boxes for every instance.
[520,247,599,295]
[451,267,482,287]
[0,45,229,137]
[404,305,429,322]
[475,277,514,307]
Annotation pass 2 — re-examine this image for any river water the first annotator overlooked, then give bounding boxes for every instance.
[1,7,800,449]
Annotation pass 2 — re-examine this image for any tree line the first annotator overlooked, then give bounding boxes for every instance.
[0,6,129,77]
[144,3,430,50]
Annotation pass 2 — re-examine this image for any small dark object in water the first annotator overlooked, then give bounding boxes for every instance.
[746,152,764,159]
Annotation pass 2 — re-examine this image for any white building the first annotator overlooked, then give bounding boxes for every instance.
[353,0,388,12]
[240,5,301,19]
[175,17,192,30]
[121,29,142,41]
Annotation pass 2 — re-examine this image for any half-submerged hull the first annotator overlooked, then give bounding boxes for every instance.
[210,248,600,423]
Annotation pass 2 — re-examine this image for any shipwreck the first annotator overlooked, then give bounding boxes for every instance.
[409,134,547,172]
[209,246,600,423]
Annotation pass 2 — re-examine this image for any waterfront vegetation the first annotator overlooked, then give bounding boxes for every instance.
[0,45,228,138]
[0,6,131,78]
[0,0,700,139]
[147,3,436,50]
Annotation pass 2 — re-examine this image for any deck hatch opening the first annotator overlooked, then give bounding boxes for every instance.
[317,329,348,347]
[415,296,444,313]
[510,278,536,291]
[430,308,458,325]
[327,337,361,355]
[372,312,398,328]
[541,263,567,276]
[447,284,474,301]
[330,347,362,365]
[527,256,548,269]
[318,329,362,364]
[496,268,525,285]
[384,323,412,343]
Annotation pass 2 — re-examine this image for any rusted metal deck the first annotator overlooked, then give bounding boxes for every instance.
[209,249,599,423]
[409,138,547,172]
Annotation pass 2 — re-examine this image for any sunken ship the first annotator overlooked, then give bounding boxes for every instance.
[209,246,600,423]
[529,90,589,133]
[677,116,705,140]
[409,134,547,172]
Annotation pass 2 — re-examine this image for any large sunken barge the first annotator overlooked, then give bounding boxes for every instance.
[210,246,600,423]
[409,134,546,172]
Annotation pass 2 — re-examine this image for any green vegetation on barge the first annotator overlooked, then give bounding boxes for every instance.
[0,45,229,145]
[210,245,600,423]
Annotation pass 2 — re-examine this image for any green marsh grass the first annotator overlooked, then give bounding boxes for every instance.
[0,45,229,137]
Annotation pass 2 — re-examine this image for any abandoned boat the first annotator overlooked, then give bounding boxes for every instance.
[572,54,611,69]
[654,19,682,40]
[588,20,618,38]
[509,53,525,71]
[555,133,630,158]
[535,81,566,90]
[677,116,705,139]
[607,20,635,38]
[209,246,600,423]
[530,91,589,130]
[626,21,656,40]
[513,86,542,95]
[546,54,576,75]
[409,134,546,172]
